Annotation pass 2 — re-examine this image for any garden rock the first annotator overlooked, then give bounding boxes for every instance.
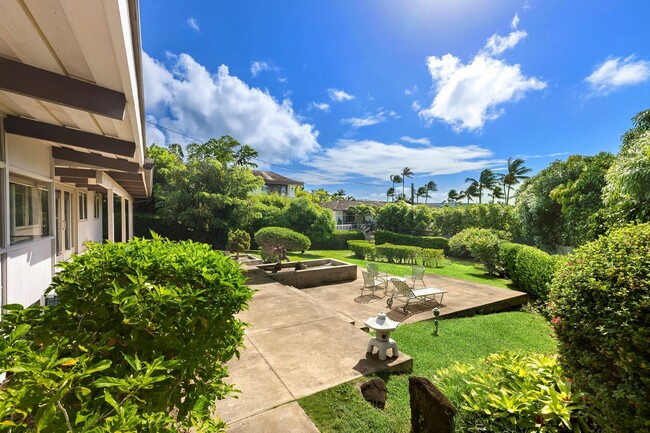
[409,376,455,433]
[295,261,308,270]
[360,378,387,409]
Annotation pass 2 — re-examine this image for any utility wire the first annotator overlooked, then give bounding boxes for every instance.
[145,120,383,187]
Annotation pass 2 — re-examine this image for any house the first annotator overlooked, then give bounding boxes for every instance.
[322,200,388,230]
[0,0,150,309]
[252,170,303,198]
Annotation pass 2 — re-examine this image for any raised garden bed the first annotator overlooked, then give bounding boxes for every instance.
[257,258,357,288]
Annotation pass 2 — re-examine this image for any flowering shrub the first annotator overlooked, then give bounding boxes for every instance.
[549,223,650,432]
[434,352,597,432]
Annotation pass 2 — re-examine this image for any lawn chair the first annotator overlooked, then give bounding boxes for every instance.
[367,263,387,280]
[404,265,425,289]
[387,279,446,314]
[361,271,388,295]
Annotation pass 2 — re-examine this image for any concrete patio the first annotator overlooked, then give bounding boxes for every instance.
[215,263,528,431]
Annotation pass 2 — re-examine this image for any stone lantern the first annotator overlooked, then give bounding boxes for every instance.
[364,312,399,361]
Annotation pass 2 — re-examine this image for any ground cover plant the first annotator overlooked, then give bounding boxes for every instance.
[0,235,252,431]
[299,312,558,433]
[289,249,511,289]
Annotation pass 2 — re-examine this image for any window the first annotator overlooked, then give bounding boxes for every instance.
[94,194,101,219]
[79,192,88,220]
[10,179,50,245]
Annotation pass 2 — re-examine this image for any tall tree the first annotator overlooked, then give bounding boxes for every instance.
[234,144,259,168]
[459,182,480,204]
[489,185,505,203]
[386,187,395,203]
[502,157,532,205]
[416,186,429,203]
[465,169,497,204]
[425,180,438,204]
[332,189,346,199]
[309,188,332,204]
[401,167,414,196]
[446,189,460,203]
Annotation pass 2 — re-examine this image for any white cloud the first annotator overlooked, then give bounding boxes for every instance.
[187,17,200,32]
[401,136,431,145]
[342,109,399,128]
[586,56,650,95]
[404,85,418,96]
[143,52,320,163]
[309,102,330,112]
[328,88,355,102]
[419,16,545,131]
[411,101,422,111]
[304,139,503,183]
[511,14,520,29]
[251,61,270,77]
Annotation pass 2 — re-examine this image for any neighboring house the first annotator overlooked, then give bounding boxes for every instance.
[252,170,303,198]
[322,200,388,230]
[0,0,151,309]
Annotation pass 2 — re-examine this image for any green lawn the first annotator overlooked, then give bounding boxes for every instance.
[288,249,512,289]
[299,312,557,433]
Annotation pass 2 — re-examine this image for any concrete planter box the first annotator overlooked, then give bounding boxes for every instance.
[232,254,263,265]
[257,258,357,288]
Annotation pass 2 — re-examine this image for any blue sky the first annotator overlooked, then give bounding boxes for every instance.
[140,0,650,202]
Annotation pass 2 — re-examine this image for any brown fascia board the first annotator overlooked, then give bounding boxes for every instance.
[0,56,126,120]
[5,116,135,157]
[52,147,139,173]
[54,168,97,178]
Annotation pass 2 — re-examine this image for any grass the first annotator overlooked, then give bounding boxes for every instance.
[298,312,557,433]
[287,249,512,289]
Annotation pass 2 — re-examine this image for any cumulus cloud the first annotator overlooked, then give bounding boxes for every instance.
[187,17,200,31]
[404,85,418,96]
[250,61,270,77]
[328,88,355,102]
[586,56,650,95]
[419,16,545,131]
[143,52,320,163]
[401,136,431,145]
[342,109,399,128]
[309,102,330,112]
[304,139,502,183]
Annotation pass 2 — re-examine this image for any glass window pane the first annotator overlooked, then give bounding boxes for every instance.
[10,181,50,245]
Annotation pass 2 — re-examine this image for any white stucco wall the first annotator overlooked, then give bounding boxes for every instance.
[77,192,103,252]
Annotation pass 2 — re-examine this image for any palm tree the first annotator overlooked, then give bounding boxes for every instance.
[386,187,395,202]
[459,182,480,204]
[401,167,414,196]
[502,157,532,205]
[446,189,460,203]
[395,192,407,202]
[332,189,346,199]
[416,186,429,203]
[425,180,438,204]
[465,169,497,204]
[489,185,505,203]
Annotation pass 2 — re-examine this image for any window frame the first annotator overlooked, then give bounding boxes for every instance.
[9,176,50,245]
[79,191,88,221]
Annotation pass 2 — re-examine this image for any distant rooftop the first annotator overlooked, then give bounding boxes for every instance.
[252,170,304,186]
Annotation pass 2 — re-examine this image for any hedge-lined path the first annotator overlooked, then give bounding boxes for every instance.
[301,267,528,328]
[215,266,413,431]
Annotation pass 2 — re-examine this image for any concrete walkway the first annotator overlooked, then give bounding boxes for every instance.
[216,265,527,431]
[215,267,412,431]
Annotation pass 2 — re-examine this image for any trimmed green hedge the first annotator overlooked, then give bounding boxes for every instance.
[549,223,650,432]
[313,230,365,250]
[347,240,376,260]
[375,243,420,264]
[499,242,525,279]
[375,230,449,251]
[511,245,559,299]
[347,240,445,266]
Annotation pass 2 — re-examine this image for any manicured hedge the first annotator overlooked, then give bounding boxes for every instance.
[375,230,449,252]
[254,227,311,251]
[347,240,376,260]
[313,230,365,249]
[375,243,420,264]
[347,240,445,266]
[549,223,650,432]
[511,245,559,299]
[499,242,525,279]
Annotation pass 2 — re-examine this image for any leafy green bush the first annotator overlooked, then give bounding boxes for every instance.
[0,235,252,431]
[499,242,525,279]
[419,248,445,267]
[448,227,508,262]
[463,229,502,275]
[227,229,251,257]
[347,240,376,260]
[375,202,432,235]
[429,204,522,238]
[375,243,420,264]
[313,230,365,249]
[512,245,559,299]
[549,223,650,432]
[434,352,596,432]
[255,227,310,251]
[375,230,449,252]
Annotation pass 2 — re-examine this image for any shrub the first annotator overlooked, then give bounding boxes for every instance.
[499,242,525,279]
[512,245,559,299]
[375,202,432,235]
[549,223,650,432]
[347,240,376,260]
[429,204,521,238]
[0,235,252,431]
[227,229,251,257]
[463,230,502,275]
[375,230,449,252]
[375,244,420,264]
[448,227,508,260]
[254,227,311,262]
[419,248,445,267]
[313,230,365,250]
[434,352,596,432]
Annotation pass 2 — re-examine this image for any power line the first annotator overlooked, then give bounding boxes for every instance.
[145,120,383,187]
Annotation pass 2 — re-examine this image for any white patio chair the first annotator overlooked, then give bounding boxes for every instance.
[362,270,388,295]
[387,279,446,314]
